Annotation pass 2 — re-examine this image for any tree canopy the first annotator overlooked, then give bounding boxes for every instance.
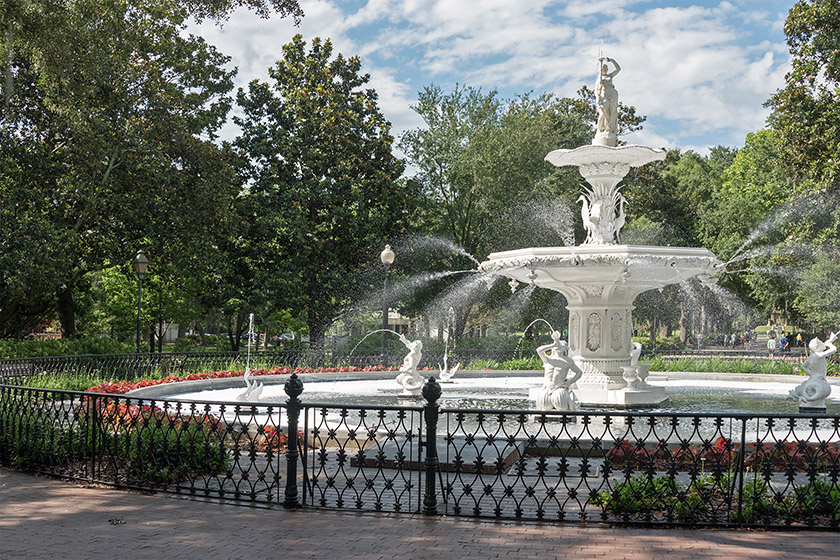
[234,35,417,348]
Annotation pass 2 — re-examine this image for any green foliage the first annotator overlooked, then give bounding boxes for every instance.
[0,0,242,337]
[766,0,840,185]
[498,357,542,370]
[0,337,132,359]
[465,359,499,370]
[113,415,230,484]
[645,356,799,375]
[792,478,840,517]
[234,35,415,349]
[0,398,93,470]
[592,474,680,515]
[732,477,780,523]
[794,250,840,330]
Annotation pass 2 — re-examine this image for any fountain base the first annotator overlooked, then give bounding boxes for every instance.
[574,385,667,408]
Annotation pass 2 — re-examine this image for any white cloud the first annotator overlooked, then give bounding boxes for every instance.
[187,0,793,151]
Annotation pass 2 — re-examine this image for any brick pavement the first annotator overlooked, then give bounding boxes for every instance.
[1,468,837,560]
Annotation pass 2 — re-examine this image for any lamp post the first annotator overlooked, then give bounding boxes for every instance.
[380,244,395,364]
[132,250,149,354]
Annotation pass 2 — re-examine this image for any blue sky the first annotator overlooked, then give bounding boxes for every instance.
[188,0,795,156]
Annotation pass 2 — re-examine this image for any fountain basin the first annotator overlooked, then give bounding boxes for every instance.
[480,245,721,407]
[125,371,840,445]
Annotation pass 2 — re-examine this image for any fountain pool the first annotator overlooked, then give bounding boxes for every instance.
[129,371,840,444]
[141,371,840,415]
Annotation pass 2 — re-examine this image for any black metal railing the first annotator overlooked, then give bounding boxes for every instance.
[0,347,806,384]
[1,375,837,529]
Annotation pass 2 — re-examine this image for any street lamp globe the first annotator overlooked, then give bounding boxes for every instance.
[380,244,395,266]
[380,244,395,364]
[132,250,149,279]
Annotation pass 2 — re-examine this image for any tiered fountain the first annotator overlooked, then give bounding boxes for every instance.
[479,56,721,407]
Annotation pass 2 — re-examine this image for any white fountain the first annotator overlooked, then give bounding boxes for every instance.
[480,56,722,407]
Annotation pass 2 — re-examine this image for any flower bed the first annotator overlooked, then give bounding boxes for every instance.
[605,437,840,473]
[85,364,390,395]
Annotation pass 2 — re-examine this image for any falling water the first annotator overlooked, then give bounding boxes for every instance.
[512,317,555,359]
[495,283,538,330]
[725,267,801,281]
[422,272,493,318]
[494,200,576,249]
[399,234,481,266]
[706,283,756,325]
[347,328,405,360]
[729,190,840,263]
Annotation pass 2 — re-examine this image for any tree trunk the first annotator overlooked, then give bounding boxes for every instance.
[56,286,76,338]
[307,314,326,352]
[679,304,690,344]
[4,29,13,114]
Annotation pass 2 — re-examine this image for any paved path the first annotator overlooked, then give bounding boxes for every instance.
[1,468,837,560]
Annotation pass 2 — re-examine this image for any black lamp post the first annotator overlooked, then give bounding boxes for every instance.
[380,244,395,364]
[132,250,149,354]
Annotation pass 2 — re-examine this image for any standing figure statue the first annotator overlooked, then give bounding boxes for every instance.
[535,331,584,411]
[790,332,837,410]
[395,334,424,396]
[593,57,621,147]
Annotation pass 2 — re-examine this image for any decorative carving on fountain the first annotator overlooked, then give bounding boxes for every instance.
[610,313,623,352]
[581,285,603,297]
[586,313,601,351]
[570,313,579,352]
[577,180,627,245]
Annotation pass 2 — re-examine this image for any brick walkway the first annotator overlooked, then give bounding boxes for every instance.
[1,468,837,560]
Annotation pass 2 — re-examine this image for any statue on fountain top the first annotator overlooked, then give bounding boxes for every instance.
[593,57,621,147]
[536,331,584,411]
[396,334,424,396]
[789,332,836,410]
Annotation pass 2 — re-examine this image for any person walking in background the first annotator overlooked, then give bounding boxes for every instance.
[779,332,790,353]
[767,333,778,358]
[796,332,803,347]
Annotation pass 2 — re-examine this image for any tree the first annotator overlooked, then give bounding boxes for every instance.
[0,0,247,338]
[234,35,416,348]
[795,249,840,331]
[766,0,840,185]
[398,85,645,338]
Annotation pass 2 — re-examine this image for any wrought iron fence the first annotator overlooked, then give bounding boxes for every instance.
[0,347,811,385]
[1,376,838,529]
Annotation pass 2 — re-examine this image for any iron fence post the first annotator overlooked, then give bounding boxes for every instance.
[284,373,304,509]
[735,417,748,526]
[422,377,442,515]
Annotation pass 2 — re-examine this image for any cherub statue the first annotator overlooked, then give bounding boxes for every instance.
[790,332,836,409]
[395,334,424,395]
[535,331,584,411]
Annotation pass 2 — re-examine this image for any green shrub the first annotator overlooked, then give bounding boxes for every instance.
[114,417,230,485]
[0,397,93,470]
[466,359,499,370]
[732,477,780,523]
[792,478,840,518]
[172,335,201,352]
[592,474,680,515]
[0,337,133,359]
[498,357,542,370]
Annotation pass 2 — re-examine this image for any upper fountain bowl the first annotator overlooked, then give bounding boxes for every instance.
[480,244,721,305]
